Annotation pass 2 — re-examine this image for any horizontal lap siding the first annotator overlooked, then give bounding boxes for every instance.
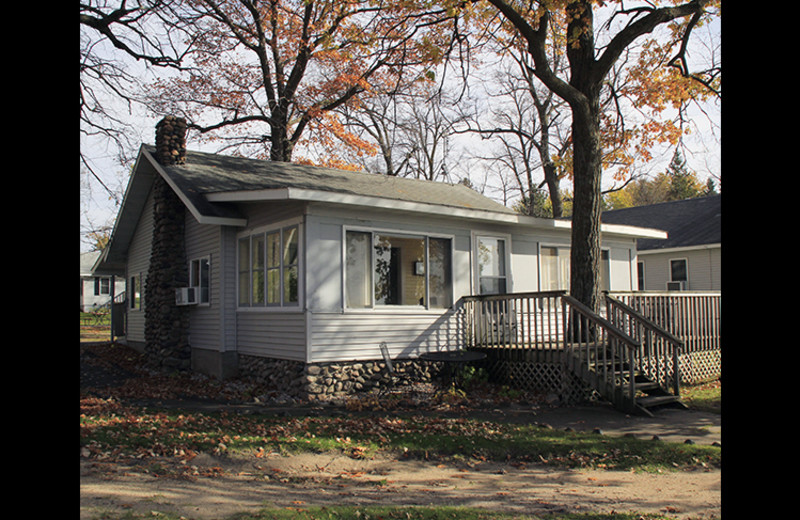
[185,218,221,351]
[126,187,155,343]
[236,311,307,361]
[310,310,464,363]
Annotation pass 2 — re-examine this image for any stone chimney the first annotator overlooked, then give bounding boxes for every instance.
[154,116,187,165]
[145,116,190,371]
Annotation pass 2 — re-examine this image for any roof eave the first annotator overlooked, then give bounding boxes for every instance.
[208,188,665,239]
[142,148,248,227]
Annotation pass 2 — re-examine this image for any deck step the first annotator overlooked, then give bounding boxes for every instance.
[633,381,661,392]
[636,394,687,410]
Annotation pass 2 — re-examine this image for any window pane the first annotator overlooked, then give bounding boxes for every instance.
[252,235,265,304]
[637,262,645,290]
[267,268,280,304]
[429,238,452,308]
[478,237,506,295]
[346,231,371,308]
[238,239,250,305]
[266,232,280,304]
[600,250,610,291]
[478,237,505,277]
[671,259,687,282]
[559,250,570,289]
[267,232,280,268]
[284,265,298,304]
[540,247,558,291]
[375,234,424,306]
[200,258,210,303]
[283,227,298,266]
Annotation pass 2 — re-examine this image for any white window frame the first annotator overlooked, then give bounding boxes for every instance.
[189,255,211,306]
[237,219,303,310]
[343,226,454,312]
[473,233,512,295]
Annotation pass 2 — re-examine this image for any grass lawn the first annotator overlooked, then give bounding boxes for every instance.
[680,380,721,414]
[80,400,720,473]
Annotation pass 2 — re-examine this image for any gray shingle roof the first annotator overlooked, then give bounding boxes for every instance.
[601,195,720,250]
[147,145,515,217]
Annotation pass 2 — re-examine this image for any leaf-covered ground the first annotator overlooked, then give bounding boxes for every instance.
[80,342,721,520]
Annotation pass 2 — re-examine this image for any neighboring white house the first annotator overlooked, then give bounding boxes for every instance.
[95,143,666,380]
[601,195,721,291]
[80,251,126,311]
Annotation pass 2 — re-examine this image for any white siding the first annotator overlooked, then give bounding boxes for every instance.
[185,215,222,352]
[299,204,642,363]
[233,201,309,361]
[237,311,307,361]
[125,187,155,343]
[640,245,721,291]
[310,310,464,363]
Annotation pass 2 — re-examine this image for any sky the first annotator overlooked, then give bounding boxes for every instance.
[79,4,720,254]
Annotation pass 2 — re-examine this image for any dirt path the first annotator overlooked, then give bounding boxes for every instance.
[80,451,721,519]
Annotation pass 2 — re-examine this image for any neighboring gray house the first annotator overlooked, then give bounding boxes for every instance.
[95,138,666,390]
[80,251,125,311]
[601,195,721,291]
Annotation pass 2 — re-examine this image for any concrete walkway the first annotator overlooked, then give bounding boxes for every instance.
[520,403,721,445]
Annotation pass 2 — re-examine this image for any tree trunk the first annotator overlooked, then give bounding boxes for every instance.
[568,95,603,313]
[542,162,563,218]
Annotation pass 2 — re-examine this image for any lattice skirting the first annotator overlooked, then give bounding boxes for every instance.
[476,348,721,402]
[679,350,721,384]
[477,352,597,405]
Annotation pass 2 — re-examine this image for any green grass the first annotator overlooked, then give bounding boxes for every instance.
[81,311,111,326]
[681,380,721,414]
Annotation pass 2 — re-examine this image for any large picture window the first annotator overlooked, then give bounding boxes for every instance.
[238,225,300,307]
[345,230,452,310]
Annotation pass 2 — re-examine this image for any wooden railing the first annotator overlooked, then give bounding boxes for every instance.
[560,294,643,413]
[604,294,683,397]
[606,291,720,354]
[461,290,687,414]
[462,291,567,352]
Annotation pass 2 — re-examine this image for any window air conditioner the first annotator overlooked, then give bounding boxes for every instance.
[175,287,198,305]
[666,281,686,291]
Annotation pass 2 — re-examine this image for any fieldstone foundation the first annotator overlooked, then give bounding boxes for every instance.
[238,355,442,401]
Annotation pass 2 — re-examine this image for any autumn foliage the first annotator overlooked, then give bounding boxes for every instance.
[146,0,461,165]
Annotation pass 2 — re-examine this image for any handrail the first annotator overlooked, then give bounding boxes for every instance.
[604,293,683,397]
[463,290,567,302]
[561,295,641,350]
[461,290,683,414]
[604,294,684,347]
[561,294,642,410]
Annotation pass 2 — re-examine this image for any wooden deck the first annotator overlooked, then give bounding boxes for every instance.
[461,290,720,416]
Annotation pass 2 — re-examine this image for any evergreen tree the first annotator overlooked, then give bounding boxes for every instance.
[666,148,703,201]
